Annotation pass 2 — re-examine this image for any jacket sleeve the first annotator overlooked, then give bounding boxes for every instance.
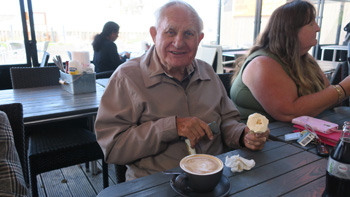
[216,75,246,150]
[95,75,179,165]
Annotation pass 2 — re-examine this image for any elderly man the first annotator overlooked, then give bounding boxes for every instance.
[95,0,269,181]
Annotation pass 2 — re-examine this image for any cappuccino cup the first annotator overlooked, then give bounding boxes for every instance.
[174,154,223,193]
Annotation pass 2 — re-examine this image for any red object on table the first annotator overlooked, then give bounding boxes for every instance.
[293,125,341,147]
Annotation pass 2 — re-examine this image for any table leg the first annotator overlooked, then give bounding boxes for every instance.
[89,115,102,175]
[92,160,101,175]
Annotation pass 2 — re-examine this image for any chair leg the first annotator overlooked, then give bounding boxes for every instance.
[85,161,90,172]
[102,160,109,188]
[30,173,39,197]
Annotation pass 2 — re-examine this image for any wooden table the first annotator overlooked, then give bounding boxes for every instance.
[317,60,339,72]
[97,141,327,196]
[0,84,105,125]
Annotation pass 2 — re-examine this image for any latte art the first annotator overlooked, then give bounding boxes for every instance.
[180,155,223,175]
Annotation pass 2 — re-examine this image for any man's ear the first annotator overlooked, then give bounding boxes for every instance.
[150,26,157,43]
[199,32,204,43]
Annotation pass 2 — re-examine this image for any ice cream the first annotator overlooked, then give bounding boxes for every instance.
[247,113,269,133]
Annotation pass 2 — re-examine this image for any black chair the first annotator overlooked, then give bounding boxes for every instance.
[218,72,233,98]
[329,61,349,106]
[10,66,60,89]
[115,164,127,183]
[0,103,28,186]
[10,67,109,197]
[96,70,114,79]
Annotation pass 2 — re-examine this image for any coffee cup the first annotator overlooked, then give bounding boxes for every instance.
[174,154,223,193]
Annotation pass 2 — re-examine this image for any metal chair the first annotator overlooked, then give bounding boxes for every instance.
[10,67,109,197]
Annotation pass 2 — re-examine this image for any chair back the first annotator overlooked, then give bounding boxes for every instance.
[196,45,224,74]
[40,51,50,67]
[0,103,28,185]
[10,66,60,89]
[96,70,114,79]
[218,73,233,98]
[329,61,349,106]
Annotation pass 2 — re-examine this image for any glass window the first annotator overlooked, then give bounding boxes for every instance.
[316,1,350,45]
[0,0,26,65]
[30,0,219,64]
[220,0,256,50]
[220,0,286,50]
[260,0,285,37]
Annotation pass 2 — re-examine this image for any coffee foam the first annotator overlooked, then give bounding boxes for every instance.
[180,154,223,175]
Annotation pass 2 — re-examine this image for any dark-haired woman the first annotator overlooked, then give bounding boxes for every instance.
[92,21,130,73]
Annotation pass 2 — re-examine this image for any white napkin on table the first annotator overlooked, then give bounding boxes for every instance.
[225,155,255,172]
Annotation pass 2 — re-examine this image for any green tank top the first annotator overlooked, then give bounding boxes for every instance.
[230,49,288,122]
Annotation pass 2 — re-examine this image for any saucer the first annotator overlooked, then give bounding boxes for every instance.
[170,175,231,197]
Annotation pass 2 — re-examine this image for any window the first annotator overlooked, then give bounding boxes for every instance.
[220,0,257,50]
[0,0,26,65]
[317,1,350,45]
[29,0,219,64]
[1,0,348,66]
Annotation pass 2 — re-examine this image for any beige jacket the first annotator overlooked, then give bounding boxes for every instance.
[95,46,246,181]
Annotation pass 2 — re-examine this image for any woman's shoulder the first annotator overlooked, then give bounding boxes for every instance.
[248,49,285,67]
[252,55,279,65]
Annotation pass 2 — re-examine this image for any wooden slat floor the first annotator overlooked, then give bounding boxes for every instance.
[34,160,117,197]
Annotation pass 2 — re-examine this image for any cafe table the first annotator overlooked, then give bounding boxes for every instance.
[0,84,105,126]
[97,140,327,197]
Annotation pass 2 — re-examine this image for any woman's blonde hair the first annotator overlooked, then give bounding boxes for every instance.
[234,0,325,96]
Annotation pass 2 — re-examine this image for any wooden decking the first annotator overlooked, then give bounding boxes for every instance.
[35,160,117,197]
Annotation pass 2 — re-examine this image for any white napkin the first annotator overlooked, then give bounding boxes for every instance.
[225,155,255,172]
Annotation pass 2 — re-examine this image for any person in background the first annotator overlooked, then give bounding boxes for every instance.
[230,0,350,123]
[95,0,269,181]
[92,21,130,73]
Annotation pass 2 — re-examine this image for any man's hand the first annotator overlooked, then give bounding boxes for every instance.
[243,126,269,150]
[176,117,213,148]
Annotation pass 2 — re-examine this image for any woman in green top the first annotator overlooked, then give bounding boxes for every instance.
[230,0,350,122]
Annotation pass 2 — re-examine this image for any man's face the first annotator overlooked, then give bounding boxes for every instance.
[150,5,204,70]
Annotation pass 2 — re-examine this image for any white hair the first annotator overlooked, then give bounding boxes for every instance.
[154,0,204,34]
